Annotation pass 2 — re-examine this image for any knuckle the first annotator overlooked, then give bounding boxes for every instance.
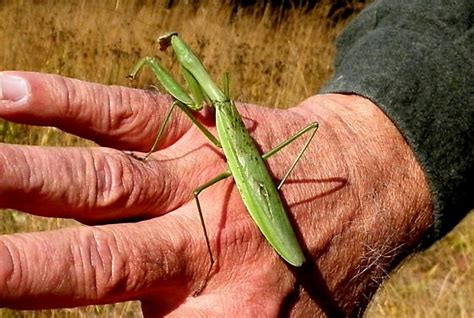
[105,86,136,131]
[0,240,16,297]
[55,76,88,122]
[75,228,129,299]
[105,87,154,142]
[89,150,136,210]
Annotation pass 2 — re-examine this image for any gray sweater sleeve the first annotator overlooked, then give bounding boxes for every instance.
[321,0,473,245]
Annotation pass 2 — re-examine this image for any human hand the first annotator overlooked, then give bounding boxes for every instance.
[0,72,432,316]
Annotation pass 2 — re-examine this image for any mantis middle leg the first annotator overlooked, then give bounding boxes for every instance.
[262,122,319,189]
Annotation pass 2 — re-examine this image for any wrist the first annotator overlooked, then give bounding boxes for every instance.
[293,93,433,314]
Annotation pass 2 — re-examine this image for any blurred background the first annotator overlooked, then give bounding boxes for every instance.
[0,0,472,317]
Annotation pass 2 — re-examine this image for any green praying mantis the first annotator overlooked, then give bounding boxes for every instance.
[128,32,318,294]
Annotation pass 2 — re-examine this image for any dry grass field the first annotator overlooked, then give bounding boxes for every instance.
[0,0,472,317]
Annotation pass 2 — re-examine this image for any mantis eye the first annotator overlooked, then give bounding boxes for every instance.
[158,32,178,51]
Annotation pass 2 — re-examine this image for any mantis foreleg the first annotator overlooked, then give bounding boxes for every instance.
[130,34,319,295]
[129,57,222,160]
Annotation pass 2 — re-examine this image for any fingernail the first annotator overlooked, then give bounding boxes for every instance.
[0,74,28,104]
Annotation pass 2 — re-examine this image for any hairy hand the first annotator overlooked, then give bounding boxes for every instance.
[0,72,432,316]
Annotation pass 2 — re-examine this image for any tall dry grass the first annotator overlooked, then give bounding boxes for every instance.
[0,0,472,317]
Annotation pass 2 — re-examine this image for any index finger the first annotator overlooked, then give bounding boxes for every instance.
[0,71,191,151]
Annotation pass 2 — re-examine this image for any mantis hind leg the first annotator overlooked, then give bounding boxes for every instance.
[262,122,319,189]
[191,121,317,295]
[192,170,232,296]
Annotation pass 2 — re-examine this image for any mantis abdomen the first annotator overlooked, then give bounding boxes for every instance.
[216,100,305,266]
